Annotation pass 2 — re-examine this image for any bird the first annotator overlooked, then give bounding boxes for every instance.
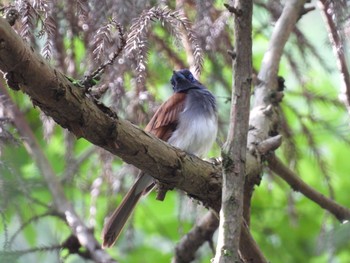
[102,69,218,248]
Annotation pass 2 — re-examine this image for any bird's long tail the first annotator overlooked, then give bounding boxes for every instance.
[102,173,154,248]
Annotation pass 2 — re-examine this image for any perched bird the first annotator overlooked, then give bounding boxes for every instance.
[102,69,218,248]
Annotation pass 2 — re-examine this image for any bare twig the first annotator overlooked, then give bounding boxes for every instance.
[61,147,97,183]
[83,21,126,89]
[267,154,350,222]
[318,0,350,113]
[0,244,63,259]
[8,211,63,247]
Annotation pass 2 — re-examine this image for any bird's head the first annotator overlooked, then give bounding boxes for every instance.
[171,69,202,93]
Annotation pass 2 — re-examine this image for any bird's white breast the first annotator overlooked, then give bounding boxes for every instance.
[167,110,217,157]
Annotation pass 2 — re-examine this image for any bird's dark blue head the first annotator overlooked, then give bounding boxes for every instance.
[171,69,203,93]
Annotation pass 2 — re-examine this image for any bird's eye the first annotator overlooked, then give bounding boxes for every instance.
[187,73,195,82]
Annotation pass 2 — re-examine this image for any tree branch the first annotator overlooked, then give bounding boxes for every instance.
[254,0,308,107]
[243,0,307,231]
[214,0,253,262]
[172,211,219,263]
[318,0,350,113]
[0,17,222,213]
[239,0,308,260]
[267,154,350,222]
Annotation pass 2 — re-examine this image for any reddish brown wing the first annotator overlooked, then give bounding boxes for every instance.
[145,92,186,141]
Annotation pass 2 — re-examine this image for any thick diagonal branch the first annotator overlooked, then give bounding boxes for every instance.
[0,17,222,212]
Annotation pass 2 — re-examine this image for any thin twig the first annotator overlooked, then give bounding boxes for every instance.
[0,244,62,258]
[81,21,126,90]
[8,211,63,247]
[318,0,350,113]
[267,154,350,222]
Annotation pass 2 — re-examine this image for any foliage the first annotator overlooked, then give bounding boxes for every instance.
[0,0,349,262]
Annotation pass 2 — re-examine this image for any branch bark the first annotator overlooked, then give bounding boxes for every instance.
[214,0,253,262]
